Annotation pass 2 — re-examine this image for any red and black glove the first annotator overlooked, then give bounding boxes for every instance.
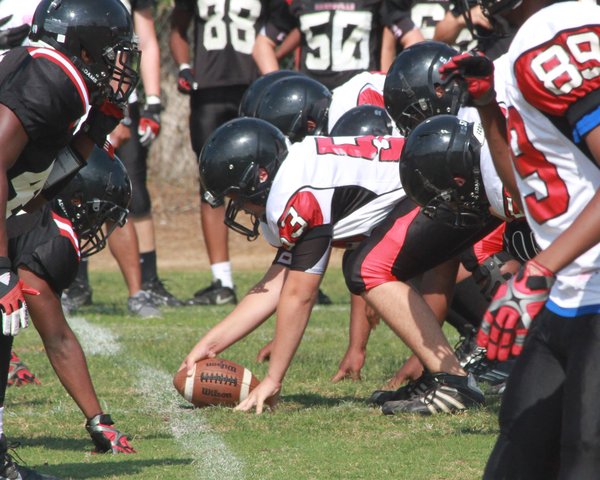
[0,15,30,49]
[477,259,555,361]
[86,413,136,454]
[137,97,161,147]
[439,51,496,107]
[0,257,39,336]
[177,65,198,94]
[81,101,125,147]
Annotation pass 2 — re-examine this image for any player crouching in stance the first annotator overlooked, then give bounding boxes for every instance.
[1,145,135,478]
[179,117,492,415]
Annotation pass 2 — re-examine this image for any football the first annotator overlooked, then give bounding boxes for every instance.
[173,357,260,408]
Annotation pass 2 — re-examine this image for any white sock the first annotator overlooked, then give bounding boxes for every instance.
[0,406,4,436]
[211,262,234,289]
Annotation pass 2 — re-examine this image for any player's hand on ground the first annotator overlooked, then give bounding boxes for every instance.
[86,413,136,454]
[383,354,424,391]
[331,348,364,383]
[256,340,273,362]
[439,51,495,106]
[178,343,217,376]
[235,375,280,414]
[477,259,555,361]
[0,258,39,336]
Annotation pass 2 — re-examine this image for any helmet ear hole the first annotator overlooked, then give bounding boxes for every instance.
[453,176,466,188]
[258,167,269,184]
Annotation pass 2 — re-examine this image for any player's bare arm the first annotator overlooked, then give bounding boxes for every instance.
[181,263,287,375]
[0,104,28,255]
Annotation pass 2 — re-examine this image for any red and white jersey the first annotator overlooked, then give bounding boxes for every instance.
[458,54,522,222]
[328,71,386,131]
[505,2,600,312]
[262,135,406,253]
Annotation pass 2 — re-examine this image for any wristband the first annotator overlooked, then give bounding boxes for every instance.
[145,95,161,105]
[179,63,191,71]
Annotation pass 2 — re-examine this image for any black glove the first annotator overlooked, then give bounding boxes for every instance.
[81,101,125,147]
[138,99,161,147]
[177,65,198,94]
[0,15,30,50]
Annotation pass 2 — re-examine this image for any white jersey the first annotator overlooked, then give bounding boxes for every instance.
[505,2,600,313]
[262,135,406,258]
[458,54,522,222]
[328,72,386,132]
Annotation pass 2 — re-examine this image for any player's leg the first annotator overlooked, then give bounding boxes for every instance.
[108,221,161,318]
[559,312,600,479]
[186,87,243,305]
[118,102,182,307]
[483,309,564,479]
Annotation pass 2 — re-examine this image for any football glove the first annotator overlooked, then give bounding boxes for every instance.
[86,413,136,454]
[439,51,496,107]
[477,259,555,361]
[81,101,125,147]
[0,257,39,336]
[177,65,198,94]
[0,15,30,49]
[138,97,161,147]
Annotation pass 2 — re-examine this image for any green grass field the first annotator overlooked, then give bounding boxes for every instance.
[6,268,500,480]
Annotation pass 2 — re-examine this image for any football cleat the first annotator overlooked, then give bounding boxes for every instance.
[127,291,161,318]
[453,327,486,368]
[464,354,514,395]
[141,277,183,307]
[317,289,332,305]
[61,278,93,313]
[85,414,136,454]
[367,373,433,406]
[381,373,485,416]
[0,434,59,479]
[187,280,237,306]
[7,352,40,387]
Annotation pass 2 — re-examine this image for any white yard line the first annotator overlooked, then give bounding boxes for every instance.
[70,316,245,480]
[69,316,121,356]
[136,364,246,480]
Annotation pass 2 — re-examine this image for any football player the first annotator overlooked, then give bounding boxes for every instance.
[179,117,500,415]
[169,0,293,307]
[9,145,136,458]
[253,0,424,90]
[439,0,600,477]
[0,0,139,477]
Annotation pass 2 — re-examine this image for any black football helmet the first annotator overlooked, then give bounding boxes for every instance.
[238,70,304,117]
[384,41,464,136]
[53,144,131,257]
[399,115,488,228]
[30,0,140,105]
[199,117,288,240]
[254,75,331,142]
[330,105,395,137]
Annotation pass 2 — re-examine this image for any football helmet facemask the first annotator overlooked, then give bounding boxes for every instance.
[399,115,488,229]
[330,105,396,137]
[53,144,131,257]
[199,118,289,240]
[30,0,140,105]
[238,70,304,117]
[384,41,464,136]
[254,76,331,142]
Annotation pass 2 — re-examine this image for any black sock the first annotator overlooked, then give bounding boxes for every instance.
[140,250,158,284]
[0,336,14,405]
[75,257,89,285]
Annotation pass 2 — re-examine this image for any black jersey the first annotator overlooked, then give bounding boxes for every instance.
[265,0,415,89]
[120,0,156,13]
[8,205,80,294]
[0,46,89,217]
[174,0,287,89]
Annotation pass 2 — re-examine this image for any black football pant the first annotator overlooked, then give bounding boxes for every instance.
[0,334,13,406]
[484,308,600,480]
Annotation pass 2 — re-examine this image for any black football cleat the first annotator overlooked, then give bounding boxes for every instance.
[381,373,485,416]
[141,277,183,307]
[367,373,433,406]
[187,280,237,306]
